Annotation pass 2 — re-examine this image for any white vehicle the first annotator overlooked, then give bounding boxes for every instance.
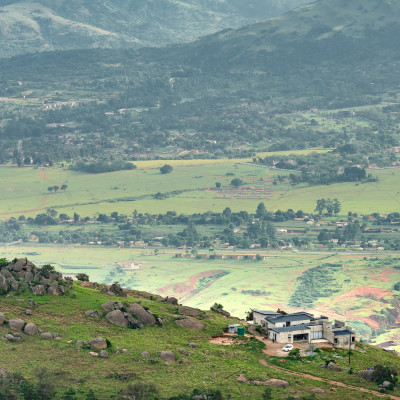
[282,344,294,352]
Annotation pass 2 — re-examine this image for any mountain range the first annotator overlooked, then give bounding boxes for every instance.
[1,0,400,159]
[0,0,309,58]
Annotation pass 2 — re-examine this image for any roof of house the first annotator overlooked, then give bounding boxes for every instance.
[270,324,311,333]
[253,310,280,315]
[266,313,313,324]
[334,330,355,336]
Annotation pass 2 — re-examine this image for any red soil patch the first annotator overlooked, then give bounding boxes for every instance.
[337,286,392,300]
[158,270,224,298]
[368,270,397,282]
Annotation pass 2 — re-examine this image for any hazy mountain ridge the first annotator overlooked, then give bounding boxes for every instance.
[0,0,309,58]
[1,0,400,161]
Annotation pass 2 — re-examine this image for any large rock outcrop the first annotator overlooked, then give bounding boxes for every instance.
[127,303,156,326]
[105,310,129,328]
[0,258,70,297]
[175,317,206,330]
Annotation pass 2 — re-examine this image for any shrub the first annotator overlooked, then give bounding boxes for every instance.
[288,348,301,359]
[76,273,89,282]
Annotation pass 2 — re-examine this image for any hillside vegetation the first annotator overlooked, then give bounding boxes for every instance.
[0,0,399,175]
[0,0,309,58]
[1,258,400,399]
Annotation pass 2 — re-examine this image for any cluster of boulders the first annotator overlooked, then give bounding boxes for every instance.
[89,301,158,329]
[140,343,199,366]
[100,282,126,297]
[237,374,289,388]
[319,362,342,371]
[210,305,231,317]
[0,258,71,296]
[86,300,207,331]
[1,311,59,342]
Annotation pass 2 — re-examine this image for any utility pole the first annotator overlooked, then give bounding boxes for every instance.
[348,333,352,365]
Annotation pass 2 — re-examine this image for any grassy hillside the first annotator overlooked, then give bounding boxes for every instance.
[1,274,400,399]
[0,0,309,58]
[2,247,400,350]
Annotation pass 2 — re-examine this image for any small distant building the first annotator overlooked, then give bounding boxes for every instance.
[228,324,242,334]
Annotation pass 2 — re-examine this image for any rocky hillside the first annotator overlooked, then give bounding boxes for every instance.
[0,0,310,58]
[1,258,400,399]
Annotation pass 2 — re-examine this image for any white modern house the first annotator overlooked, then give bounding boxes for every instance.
[253,310,356,349]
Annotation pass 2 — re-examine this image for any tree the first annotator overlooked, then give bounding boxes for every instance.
[61,184,68,190]
[333,198,341,214]
[47,186,54,192]
[76,273,89,282]
[53,186,59,192]
[62,388,78,400]
[86,390,98,400]
[262,387,273,400]
[34,368,56,400]
[256,202,267,218]
[215,182,221,188]
[73,212,80,223]
[46,209,57,218]
[315,198,326,214]
[160,164,173,174]
[230,178,244,187]
[288,348,301,359]
[121,383,158,400]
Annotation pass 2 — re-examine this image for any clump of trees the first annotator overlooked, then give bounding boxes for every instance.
[160,164,173,174]
[315,198,341,215]
[72,161,136,173]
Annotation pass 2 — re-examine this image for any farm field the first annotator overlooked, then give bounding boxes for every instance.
[0,155,400,219]
[3,244,400,349]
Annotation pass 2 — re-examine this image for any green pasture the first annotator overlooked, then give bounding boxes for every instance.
[0,159,400,219]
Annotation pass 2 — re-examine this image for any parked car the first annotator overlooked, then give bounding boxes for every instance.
[282,344,294,352]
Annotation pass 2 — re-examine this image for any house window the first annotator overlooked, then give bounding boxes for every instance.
[352,336,355,342]
[334,338,338,344]
[311,331,323,340]
[288,334,291,339]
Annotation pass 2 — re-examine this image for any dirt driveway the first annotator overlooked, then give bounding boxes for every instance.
[258,336,333,357]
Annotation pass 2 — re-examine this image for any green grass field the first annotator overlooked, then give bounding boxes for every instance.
[1,282,385,399]
[0,156,399,219]
[3,245,400,349]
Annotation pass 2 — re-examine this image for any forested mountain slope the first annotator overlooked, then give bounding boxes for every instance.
[1,0,400,163]
[0,0,309,57]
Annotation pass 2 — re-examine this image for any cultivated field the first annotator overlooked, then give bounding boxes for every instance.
[1,153,400,219]
[3,244,400,348]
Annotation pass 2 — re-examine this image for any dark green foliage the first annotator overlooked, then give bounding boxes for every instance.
[76,273,89,282]
[288,348,301,359]
[393,282,400,291]
[72,161,136,174]
[120,383,158,400]
[62,388,78,400]
[39,264,55,279]
[160,164,173,174]
[230,178,244,187]
[262,387,273,400]
[289,264,342,308]
[33,368,57,400]
[372,364,398,388]
[0,258,7,270]
[86,390,98,400]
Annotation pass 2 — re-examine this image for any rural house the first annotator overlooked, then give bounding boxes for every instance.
[254,311,356,349]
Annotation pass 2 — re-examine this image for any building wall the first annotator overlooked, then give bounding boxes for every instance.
[253,312,269,326]
[267,319,311,329]
[269,329,310,344]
